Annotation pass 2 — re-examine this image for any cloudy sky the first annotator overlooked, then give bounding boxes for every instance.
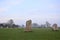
[0,0,60,26]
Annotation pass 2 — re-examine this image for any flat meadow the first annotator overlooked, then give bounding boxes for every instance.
[0,28,60,40]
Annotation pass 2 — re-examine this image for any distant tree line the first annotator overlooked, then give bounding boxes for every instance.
[0,19,20,28]
[32,21,51,28]
[0,19,54,28]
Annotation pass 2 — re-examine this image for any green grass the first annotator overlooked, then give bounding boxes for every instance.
[0,28,60,40]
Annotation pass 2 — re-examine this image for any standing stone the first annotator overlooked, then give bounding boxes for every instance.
[25,20,32,32]
[52,24,58,31]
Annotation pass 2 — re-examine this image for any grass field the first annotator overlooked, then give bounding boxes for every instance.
[0,28,60,40]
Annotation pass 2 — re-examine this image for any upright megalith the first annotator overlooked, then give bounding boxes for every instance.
[25,20,32,32]
[52,23,58,31]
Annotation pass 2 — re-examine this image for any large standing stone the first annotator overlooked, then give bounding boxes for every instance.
[52,24,58,31]
[25,20,32,32]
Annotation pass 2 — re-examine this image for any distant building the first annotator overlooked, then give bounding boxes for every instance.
[32,23,40,28]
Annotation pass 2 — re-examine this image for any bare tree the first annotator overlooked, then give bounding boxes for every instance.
[7,19,14,28]
[45,21,51,28]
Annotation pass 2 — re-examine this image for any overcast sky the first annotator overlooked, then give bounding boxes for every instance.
[0,0,60,26]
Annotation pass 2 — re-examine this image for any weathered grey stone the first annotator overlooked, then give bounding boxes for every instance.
[25,20,32,32]
[52,24,58,31]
